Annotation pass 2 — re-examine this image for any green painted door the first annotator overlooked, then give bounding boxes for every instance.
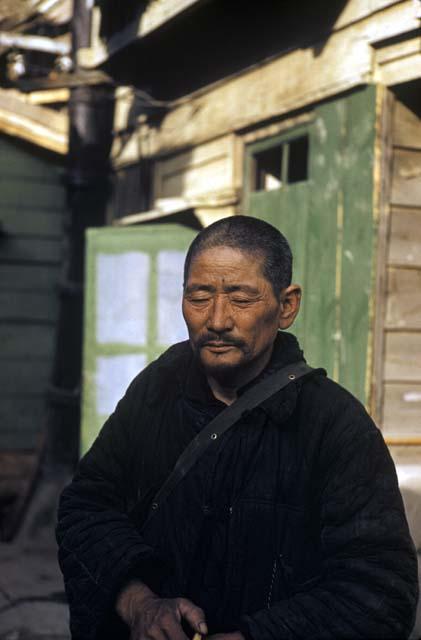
[245,85,378,405]
[81,223,197,453]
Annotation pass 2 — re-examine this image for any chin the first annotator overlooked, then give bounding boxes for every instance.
[199,351,244,378]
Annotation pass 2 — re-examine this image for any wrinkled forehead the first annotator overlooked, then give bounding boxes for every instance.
[187,244,267,276]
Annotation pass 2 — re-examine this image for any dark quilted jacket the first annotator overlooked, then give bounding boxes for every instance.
[56,333,418,640]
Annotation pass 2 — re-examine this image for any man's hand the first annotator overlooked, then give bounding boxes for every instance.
[116,580,208,640]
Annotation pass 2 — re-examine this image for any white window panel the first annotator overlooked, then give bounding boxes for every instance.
[96,252,149,345]
[96,354,147,416]
[157,250,188,345]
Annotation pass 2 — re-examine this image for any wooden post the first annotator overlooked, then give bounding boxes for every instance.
[46,0,115,466]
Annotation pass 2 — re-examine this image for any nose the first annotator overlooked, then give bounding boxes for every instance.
[207,295,234,333]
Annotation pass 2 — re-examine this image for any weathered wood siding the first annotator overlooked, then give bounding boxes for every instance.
[382,100,421,437]
[0,136,66,449]
[110,1,420,166]
[152,135,238,225]
[154,136,235,201]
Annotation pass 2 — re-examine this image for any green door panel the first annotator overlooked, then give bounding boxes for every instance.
[339,87,377,401]
[248,183,310,343]
[245,85,377,405]
[81,223,198,454]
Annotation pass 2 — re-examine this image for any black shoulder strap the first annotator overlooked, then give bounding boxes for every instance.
[144,360,313,525]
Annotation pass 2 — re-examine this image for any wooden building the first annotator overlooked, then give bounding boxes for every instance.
[78,7,421,625]
[0,91,68,537]
[0,0,419,625]
[77,0,421,461]
[0,0,420,552]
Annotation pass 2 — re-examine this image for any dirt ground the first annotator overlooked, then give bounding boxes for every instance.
[0,471,70,640]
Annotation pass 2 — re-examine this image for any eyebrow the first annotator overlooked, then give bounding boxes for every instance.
[184,283,260,295]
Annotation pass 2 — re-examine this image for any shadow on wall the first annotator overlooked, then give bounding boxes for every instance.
[103,0,349,100]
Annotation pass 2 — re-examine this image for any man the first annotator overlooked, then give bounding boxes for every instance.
[57,216,418,640]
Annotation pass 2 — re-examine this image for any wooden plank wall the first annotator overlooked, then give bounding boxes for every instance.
[0,136,66,449]
[153,135,238,225]
[382,100,421,437]
[109,1,419,165]
[154,136,235,201]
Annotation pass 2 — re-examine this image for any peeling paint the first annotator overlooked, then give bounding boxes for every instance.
[315,117,327,143]
[324,177,339,199]
[314,154,326,167]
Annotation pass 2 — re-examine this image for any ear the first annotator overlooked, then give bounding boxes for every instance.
[278,284,302,329]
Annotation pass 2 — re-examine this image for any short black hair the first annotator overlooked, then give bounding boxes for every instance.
[184,215,293,296]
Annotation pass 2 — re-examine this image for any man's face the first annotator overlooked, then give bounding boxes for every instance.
[182,246,284,380]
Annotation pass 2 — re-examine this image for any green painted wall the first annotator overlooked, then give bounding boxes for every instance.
[0,136,66,449]
[245,85,378,404]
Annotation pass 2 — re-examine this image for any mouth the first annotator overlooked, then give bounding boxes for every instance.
[202,342,237,353]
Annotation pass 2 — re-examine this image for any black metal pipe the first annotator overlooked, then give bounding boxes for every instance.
[46,0,114,467]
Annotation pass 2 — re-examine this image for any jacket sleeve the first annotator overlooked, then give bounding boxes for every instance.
[239,401,419,640]
[56,371,165,640]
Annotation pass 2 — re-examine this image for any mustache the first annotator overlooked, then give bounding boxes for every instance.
[196,333,245,349]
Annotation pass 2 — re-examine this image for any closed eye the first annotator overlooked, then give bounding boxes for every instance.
[187,296,211,304]
[231,297,254,305]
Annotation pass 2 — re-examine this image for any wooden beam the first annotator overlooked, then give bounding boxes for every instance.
[0,31,70,55]
[0,90,68,154]
[334,0,404,30]
[373,21,421,86]
[79,0,205,68]
[375,32,421,66]
[385,437,421,445]
[16,69,111,92]
[80,0,407,70]
[114,190,238,226]
[370,87,394,426]
[26,88,70,105]
[377,51,421,86]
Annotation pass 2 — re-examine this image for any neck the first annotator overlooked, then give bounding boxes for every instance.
[207,378,238,405]
[206,345,274,405]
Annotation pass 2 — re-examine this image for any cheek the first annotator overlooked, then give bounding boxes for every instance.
[237,308,280,331]
[243,313,280,346]
[182,303,207,331]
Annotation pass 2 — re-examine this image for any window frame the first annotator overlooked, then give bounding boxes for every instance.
[244,124,311,198]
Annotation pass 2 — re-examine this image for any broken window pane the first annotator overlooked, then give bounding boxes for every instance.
[287,135,309,183]
[254,146,283,191]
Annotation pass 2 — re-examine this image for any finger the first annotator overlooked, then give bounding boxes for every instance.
[161,617,189,640]
[177,599,208,635]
